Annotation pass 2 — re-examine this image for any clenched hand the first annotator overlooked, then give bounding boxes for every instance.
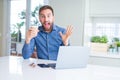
[25,27,39,44]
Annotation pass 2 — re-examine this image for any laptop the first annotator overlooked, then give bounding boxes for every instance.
[37,46,90,69]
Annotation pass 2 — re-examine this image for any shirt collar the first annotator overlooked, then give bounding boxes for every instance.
[52,24,57,31]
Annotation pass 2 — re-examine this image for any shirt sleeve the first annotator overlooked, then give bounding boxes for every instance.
[22,39,35,59]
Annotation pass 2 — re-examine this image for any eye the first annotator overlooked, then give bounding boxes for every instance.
[47,14,52,18]
[40,15,45,18]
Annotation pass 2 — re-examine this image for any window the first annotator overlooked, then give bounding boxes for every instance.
[10,0,48,55]
[84,17,120,54]
[10,0,26,40]
[30,0,44,26]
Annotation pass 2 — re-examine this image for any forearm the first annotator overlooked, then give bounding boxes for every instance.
[25,38,31,44]
[62,40,70,46]
[63,41,69,46]
[22,43,34,59]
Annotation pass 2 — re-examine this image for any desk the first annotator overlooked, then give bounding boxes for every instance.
[0,56,120,80]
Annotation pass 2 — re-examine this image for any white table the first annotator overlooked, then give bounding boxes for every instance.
[0,56,120,80]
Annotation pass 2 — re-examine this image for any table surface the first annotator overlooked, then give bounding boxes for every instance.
[0,56,120,80]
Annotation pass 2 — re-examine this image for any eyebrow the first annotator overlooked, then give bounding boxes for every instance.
[40,13,53,16]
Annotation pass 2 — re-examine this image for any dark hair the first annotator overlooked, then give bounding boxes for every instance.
[39,5,54,16]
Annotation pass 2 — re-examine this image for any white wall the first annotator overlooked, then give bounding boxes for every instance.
[49,0,85,45]
[89,0,120,17]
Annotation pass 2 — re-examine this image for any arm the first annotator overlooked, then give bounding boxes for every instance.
[22,39,35,59]
[60,25,73,46]
[22,27,39,59]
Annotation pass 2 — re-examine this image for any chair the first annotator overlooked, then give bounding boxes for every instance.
[11,42,17,55]
[16,43,24,56]
[31,49,37,58]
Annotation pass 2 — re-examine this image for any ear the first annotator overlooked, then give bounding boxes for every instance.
[53,16,55,22]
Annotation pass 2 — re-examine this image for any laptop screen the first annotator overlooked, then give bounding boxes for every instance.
[55,46,90,69]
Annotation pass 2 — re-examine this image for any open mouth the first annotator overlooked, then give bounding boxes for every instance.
[44,22,50,28]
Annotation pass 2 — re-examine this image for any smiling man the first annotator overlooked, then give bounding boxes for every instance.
[22,5,73,60]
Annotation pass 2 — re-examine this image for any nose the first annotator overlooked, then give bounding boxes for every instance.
[44,16,48,21]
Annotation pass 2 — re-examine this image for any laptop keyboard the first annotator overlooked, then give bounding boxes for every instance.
[37,63,56,69]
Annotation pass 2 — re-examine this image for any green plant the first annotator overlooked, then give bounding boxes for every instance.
[112,37,119,42]
[11,31,17,38]
[12,22,24,31]
[109,44,115,49]
[18,5,40,25]
[11,31,17,41]
[11,22,24,42]
[91,36,101,43]
[91,35,108,43]
[99,36,108,43]
[116,41,120,47]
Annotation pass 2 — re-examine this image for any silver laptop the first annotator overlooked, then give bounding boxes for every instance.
[38,46,90,69]
[55,46,90,69]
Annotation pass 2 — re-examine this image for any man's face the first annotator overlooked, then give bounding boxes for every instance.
[39,9,54,31]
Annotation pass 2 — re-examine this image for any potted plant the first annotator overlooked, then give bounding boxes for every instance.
[99,36,108,43]
[12,22,24,42]
[11,31,17,41]
[109,44,116,52]
[90,35,109,53]
[91,36,101,43]
[116,41,120,52]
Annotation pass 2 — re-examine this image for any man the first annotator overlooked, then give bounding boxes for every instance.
[22,5,73,60]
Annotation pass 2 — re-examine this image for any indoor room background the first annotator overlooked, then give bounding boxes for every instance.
[0,0,120,67]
